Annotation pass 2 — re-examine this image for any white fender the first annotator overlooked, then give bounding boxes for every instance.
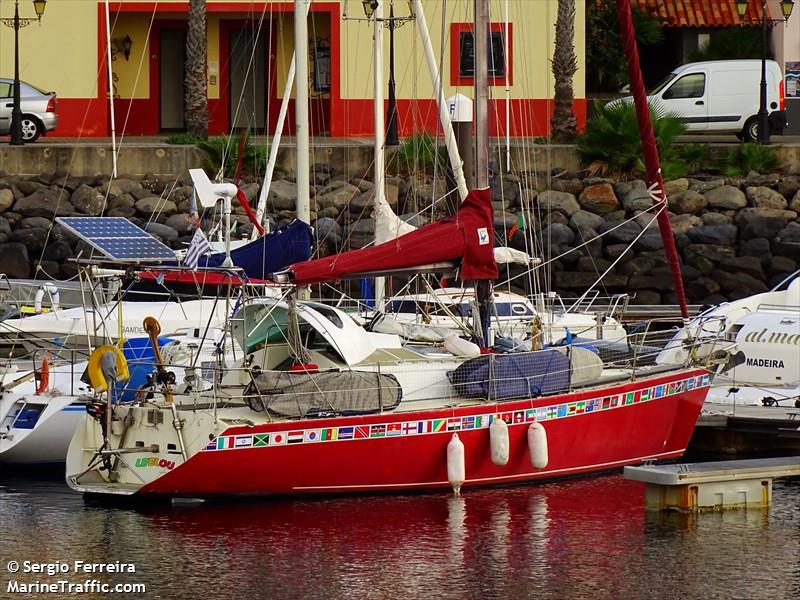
[444,334,481,358]
[527,422,549,469]
[34,283,60,315]
[489,418,509,466]
[447,433,466,496]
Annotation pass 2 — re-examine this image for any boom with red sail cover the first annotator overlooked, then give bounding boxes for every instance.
[286,188,498,286]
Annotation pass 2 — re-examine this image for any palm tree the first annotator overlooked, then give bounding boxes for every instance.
[551,0,578,142]
[185,0,208,139]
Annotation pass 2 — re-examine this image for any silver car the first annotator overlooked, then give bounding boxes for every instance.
[0,79,57,142]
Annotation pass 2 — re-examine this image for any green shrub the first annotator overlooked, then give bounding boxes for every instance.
[195,134,269,179]
[717,143,780,177]
[392,132,447,174]
[577,101,688,177]
[163,132,203,145]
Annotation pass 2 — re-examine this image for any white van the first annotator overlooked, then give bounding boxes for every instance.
[611,60,787,141]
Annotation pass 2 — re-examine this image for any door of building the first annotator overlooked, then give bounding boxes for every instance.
[160,29,186,131]
[229,27,268,131]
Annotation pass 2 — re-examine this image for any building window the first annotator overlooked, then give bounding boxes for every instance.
[451,23,512,86]
[312,42,331,94]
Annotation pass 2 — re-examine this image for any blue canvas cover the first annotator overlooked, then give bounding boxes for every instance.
[113,337,173,402]
[447,349,572,401]
[175,220,313,279]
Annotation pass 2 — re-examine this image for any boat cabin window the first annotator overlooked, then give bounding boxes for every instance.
[302,302,344,328]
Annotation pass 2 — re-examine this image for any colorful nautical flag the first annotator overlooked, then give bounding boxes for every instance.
[655,385,665,398]
[567,403,577,415]
[270,432,287,445]
[447,418,461,431]
[640,388,651,401]
[235,435,252,448]
[205,440,217,451]
[557,404,567,417]
[514,411,525,424]
[182,228,211,270]
[508,213,526,239]
[321,428,338,441]
[386,423,402,436]
[526,409,536,422]
[576,401,586,414]
[402,421,422,435]
[217,436,234,450]
[337,427,355,440]
[431,419,446,433]
[287,431,304,444]
[370,424,386,438]
[501,412,513,424]
[624,392,635,405]
[610,395,620,407]
[253,434,269,447]
[355,426,369,439]
[304,430,320,443]
[602,397,611,409]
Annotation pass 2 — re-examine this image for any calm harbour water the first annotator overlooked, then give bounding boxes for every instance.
[1,472,798,599]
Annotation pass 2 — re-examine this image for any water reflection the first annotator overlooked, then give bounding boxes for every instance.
[0,475,798,599]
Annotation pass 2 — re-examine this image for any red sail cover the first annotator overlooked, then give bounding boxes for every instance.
[290,188,498,285]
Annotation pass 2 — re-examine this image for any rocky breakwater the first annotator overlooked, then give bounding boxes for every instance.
[0,169,798,306]
[499,172,800,305]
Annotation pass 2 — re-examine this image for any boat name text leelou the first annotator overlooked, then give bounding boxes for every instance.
[135,457,175,470]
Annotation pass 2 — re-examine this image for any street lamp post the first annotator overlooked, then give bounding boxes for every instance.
[735,0,795,144]
[360,0,414,146]
[0,0,47,146]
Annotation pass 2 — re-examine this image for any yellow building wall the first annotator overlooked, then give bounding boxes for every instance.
[0,0,98,98]
[339,0,586,100]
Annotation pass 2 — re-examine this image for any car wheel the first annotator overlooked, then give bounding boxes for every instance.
[20,116,42,142]
[742,117,758,143]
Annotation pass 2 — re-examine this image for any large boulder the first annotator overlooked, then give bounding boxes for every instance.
[736,209,789,240]
[712,270,768,296]
[545,223,576,246]
[746,186,788,209]
[314,182,357,213]
[739,237,772,264]
[134,196,178,217]
[9,228,48,254]
[668,189,707,214]
[664,178,689,196]
[550,178,584,196]
[0,243,30,278]
[700,212,732,226]
[164,214,196,235]
[100,178,141,196]
[718,255,765,280]
[0,188,14,214]
[578,183,619,215]
[704,185,746,209]
[553,271,627,290]
[267,179,298,211]
[71,184,105,216]
[686,224,737,246]
[13,190,76,218]
[669,214,702,235]
[144,222,179,243]
[598,219,642,244]
[569,209,605,233]
[537,190,580,216]
[621,188,654,212]
[684,243,735,264]
[689,177,725,194]
[790,189,800,212]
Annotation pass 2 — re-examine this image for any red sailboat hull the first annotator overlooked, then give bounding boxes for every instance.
[137,369,709,497]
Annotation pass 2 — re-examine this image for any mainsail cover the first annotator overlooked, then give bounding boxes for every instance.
[198,219,313,279]
[288,188,498,285]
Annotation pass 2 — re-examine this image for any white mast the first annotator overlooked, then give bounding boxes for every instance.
[504,0,511,172]
[294,0,311,225]
[413,0,468,201]
[252,0,312,239]
[103,0,118,178]
[373,0,387,309]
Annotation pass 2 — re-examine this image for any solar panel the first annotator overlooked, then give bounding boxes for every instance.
[57,217,176,262]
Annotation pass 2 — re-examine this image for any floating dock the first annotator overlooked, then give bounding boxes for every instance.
[625,456,800,512]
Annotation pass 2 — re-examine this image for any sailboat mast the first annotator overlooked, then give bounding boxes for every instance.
[373,0,387,309]
[615,0,689,319]
[295,0,311,226]
[474,0,489,188]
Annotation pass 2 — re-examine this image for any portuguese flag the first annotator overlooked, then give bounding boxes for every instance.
[508,213,525,239]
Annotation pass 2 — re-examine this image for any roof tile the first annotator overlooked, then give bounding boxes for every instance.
[630,0,768,27]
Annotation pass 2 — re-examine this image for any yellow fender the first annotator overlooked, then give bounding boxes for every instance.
[87,345,130,392]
